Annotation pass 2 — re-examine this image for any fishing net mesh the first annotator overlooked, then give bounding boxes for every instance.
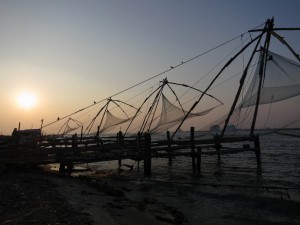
[239,50,300,108]
[98,110,131,133]
[151,94,215,133]
[199,50,300,136]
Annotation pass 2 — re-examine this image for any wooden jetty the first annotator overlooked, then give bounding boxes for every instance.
[0,128,261,177]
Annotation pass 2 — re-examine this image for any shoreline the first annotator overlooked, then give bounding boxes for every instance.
[0,166,186,225]
[1,165,300,225]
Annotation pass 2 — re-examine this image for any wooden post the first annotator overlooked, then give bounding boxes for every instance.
[118,131,123,168]
[254,134,261,166]
[136,132,141,173]
[72,133,78,148]
[214,135,221,164]
[40,119,44,143]
[40,119,44,130]
[66,162,74,174]
[80,126,83,143]
[64,137,68,148]
[136,132,141,149]
[144,132,151,177]
[52,138,56,148]
[72,135,75,148]
[191,127,195,173]
[197,147,201,174]
[96,126,100,146]
[167,131,172,166]
[58,151,65,173]
[59,163,66,173]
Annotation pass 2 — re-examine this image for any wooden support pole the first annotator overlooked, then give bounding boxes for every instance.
[197,147,201,174]
[72,133,78,148]
[167,131,172,166]
[66,162,74,174]
[118,131,123,142]
[136,132,141,149]
[96,126,100,146]
[191,127,196,173]
[58,150,66,173]
[52,139,56,148]
[80,126,83,142]
[136,132,141,173]
[254,134,261,166]
[214,135,221,164]
[118,131,123,168]
[144,132,151,177]
[59,163,66,173]
[75,133,78,147]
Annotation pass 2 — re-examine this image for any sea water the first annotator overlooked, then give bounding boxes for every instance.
[82,133,299,189]
[75,133,300,224]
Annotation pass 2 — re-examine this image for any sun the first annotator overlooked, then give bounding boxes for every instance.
[17,92,37,109]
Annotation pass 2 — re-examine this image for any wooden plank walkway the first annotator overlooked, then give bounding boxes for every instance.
[0,128,261,176]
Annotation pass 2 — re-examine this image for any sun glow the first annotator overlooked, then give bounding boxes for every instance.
[17,92,37,109]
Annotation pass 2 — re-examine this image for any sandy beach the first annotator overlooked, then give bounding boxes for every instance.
[1,164,300,225]
[0,167,186,225]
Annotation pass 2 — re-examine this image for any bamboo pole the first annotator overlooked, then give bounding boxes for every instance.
[251,18,274,136]
[191,127,195,173]
[167,131,172,166]
[254,134,261,166]
[221,21,267,137]
[144,133,152,177]
[171,33,264,140]
[214,135,221,164]
[118,131,123,168]
[197,147,201,174]
[136,132,141,172]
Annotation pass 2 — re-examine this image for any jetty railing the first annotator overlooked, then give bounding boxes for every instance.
[0,128,261,177]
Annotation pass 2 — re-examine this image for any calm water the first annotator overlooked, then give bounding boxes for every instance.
[71,133,300,224]
[80,133,299,189]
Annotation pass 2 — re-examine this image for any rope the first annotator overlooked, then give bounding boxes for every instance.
[42,32,253,130]
[263,95,274,129]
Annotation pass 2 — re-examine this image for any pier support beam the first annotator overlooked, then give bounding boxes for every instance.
[96,126,100,146]
[191,127,196,173]
[214,135,221,165]
[167,131,172,166]
[254,134,261,167]
[144,133,152,177]
[59,163,66,173]
[59,161,74,174]
[136,132,142,173]
[72,133,78,148]
[196,147,202,174]
[117,131,124,168]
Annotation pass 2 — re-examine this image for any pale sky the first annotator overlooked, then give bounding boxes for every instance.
[1,0,300,134]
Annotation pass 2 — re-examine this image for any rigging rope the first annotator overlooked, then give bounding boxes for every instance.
[42,23,265,131]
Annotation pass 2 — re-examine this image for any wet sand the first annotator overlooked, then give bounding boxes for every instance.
[0,167,184,225]
[0,168,93,224]
[1,166,299,225]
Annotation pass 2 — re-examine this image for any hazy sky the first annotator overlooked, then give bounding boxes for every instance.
[0,0,300,134]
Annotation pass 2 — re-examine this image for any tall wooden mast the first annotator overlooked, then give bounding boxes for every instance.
[220,21,267,137]
[250,18,274,137]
